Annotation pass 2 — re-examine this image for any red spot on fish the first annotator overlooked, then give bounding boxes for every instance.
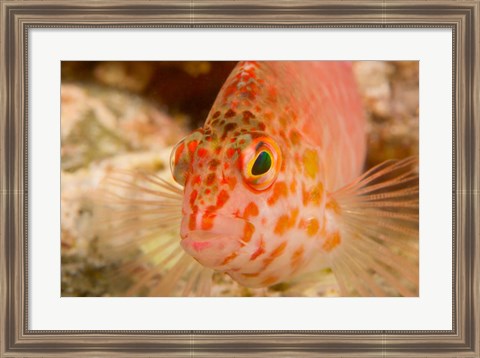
[197,148,207,158]
[216,190,230,208]
[242,110,255,124]
[206,173,216,186]
[174,141,185,165]
[250,238,265,260]
[222,123,238,139]
[188,140,198,154]
[227,148,236,158]
[212,111,221,119]
[188,213,196,230]
[209,159,220,170]
[192,240,211,252]
[189,190,198,206]
[225,109,236,118]
[192,175,201,185]
[267,85,277,102]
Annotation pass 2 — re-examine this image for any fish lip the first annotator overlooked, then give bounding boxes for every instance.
[180,230,243,269]
[180,211,249,239]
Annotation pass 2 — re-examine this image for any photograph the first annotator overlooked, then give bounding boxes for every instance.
[60,60,419,297]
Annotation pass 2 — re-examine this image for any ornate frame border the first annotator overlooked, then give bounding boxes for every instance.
[1,1,478,356]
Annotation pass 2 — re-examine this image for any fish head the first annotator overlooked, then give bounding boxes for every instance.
[170,116,328,287]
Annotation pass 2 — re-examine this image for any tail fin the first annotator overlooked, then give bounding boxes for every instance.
[330,157,419,296]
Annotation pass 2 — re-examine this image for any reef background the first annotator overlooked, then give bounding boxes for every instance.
[60,61,419,297]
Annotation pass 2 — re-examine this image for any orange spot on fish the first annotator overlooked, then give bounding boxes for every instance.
[289,180,296,193]
[310,183,324,205]
[274,209,299,235]
[261,276,279,286]
[242,272,260,278]
[221,252,238,266]
[326,199,341,214]
[243,222,255,244]
[303,149,319,178]
[267,182,288,206]
[306,218,320,237]
[227,176,237,190]
[201,213,215,230]
[243,202,259,219]
[289,129,301,146]
[323,232,341,252]
[263,241,287,269]
[291,246,304,272]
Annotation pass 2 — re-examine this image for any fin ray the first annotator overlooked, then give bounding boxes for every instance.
[330,157,419,296]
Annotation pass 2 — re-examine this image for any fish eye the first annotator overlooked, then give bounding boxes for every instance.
[242,137,282,191]
[170,130,204,186]
[251,151,272,175]
[170,138,196,186]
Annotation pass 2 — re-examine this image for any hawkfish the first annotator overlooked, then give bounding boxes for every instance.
[99,61,419,297]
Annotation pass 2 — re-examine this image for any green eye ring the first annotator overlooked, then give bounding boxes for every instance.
[241,137,281,191]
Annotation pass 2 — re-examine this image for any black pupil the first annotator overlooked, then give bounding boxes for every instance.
[252,151,272,175]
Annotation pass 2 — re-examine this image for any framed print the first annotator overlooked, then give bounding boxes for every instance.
[1,1,479,357]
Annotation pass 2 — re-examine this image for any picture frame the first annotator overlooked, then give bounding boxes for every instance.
[1,1,478,356]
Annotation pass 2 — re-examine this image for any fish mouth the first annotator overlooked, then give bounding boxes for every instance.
[179,214,248,270]
[180,230,243,270]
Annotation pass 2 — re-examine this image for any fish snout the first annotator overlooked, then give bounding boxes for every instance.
[180,214,247,270]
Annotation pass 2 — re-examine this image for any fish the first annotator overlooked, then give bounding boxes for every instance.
[98,61,419,297]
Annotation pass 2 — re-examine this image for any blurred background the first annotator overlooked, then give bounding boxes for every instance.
[61,61,419,297]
